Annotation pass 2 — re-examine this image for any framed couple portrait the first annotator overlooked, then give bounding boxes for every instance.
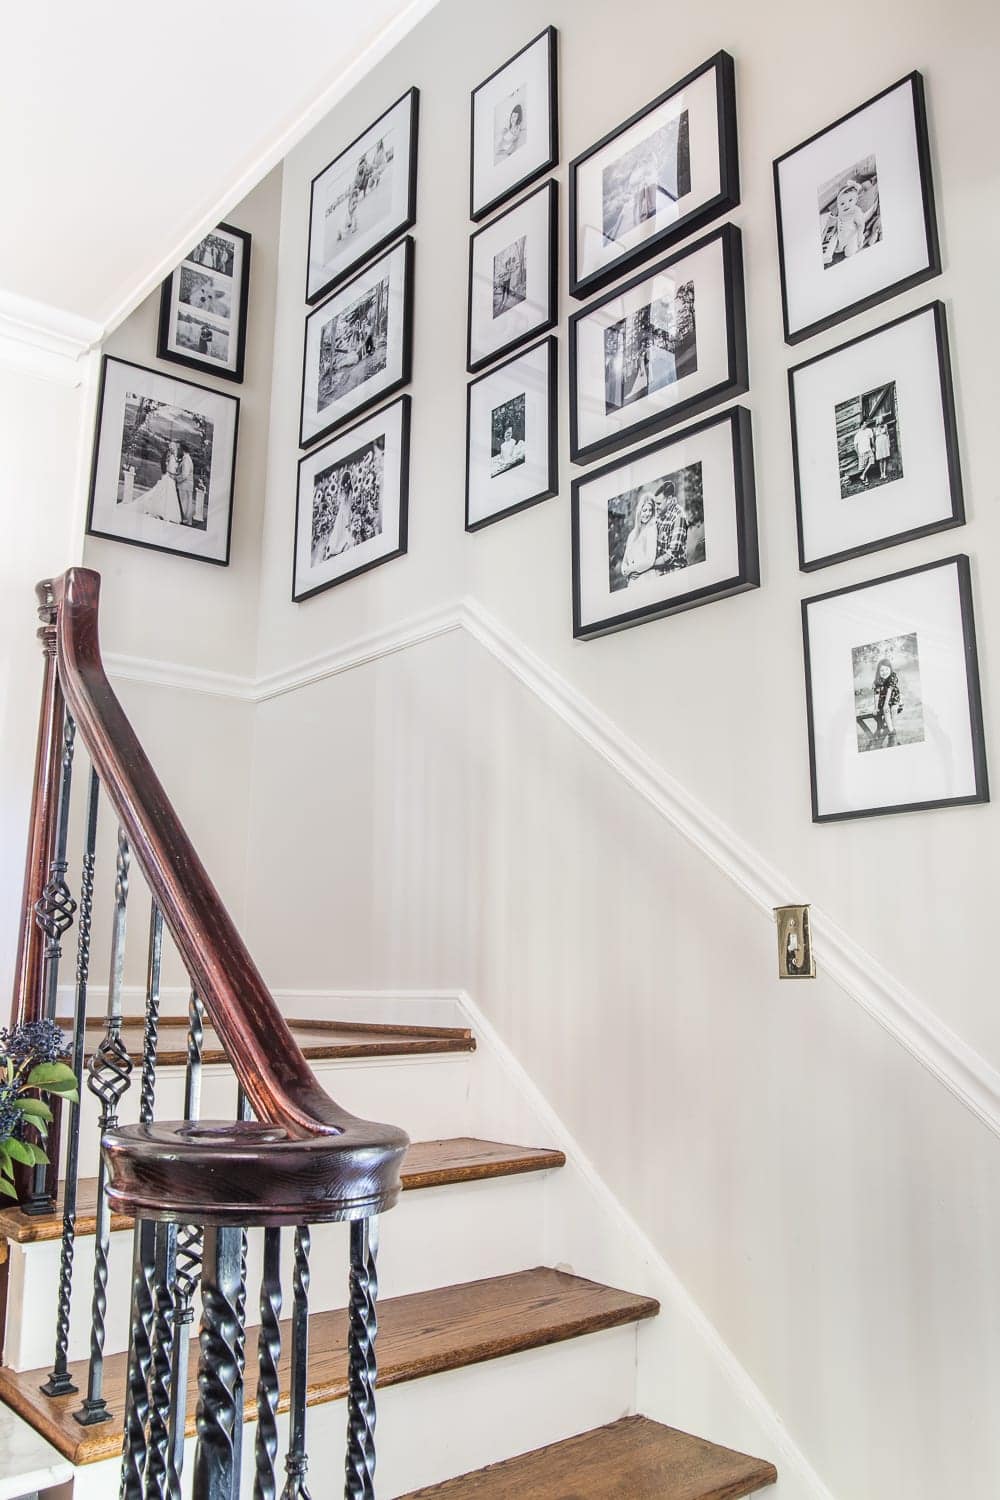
[470,27,558,222]
[157,222,251,383]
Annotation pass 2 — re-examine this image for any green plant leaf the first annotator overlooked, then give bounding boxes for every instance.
[3,1137,35,1166]
[14,1098,53,1123]
[27,1062,78,1090]
[0,1178,18,1199]
[0,1152,15,1180]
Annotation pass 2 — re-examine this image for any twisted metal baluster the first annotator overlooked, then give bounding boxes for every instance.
[24,710,78,1215]
[344,1217,380,1500]
[143,1223,178,1500]
[280,1227,312,1500]
[75,825,133,1427]
[139,905,163,1126]
[40,765,99,1396]
[254,1229,282,1500]
[193,1226,246,1500]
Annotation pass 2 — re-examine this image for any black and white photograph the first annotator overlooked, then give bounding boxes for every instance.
[471,27,558,221]
[466,336,557,531]
[86,355,239,564]
[157,222,251,383]
[802,555,988,820]
[789,302,963,570]
[572,405,758,638]
[468,180,557,373]
[570,223,747,464]
[774,73,940,344]
[570,52,738,299]
[306,88,419,304]
[301,237,413,447]
[294,395,410,600]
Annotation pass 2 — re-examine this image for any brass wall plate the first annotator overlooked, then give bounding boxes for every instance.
[774,904,815,979]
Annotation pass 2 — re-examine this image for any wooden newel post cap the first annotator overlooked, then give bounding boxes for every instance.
[103,1118,408,1227]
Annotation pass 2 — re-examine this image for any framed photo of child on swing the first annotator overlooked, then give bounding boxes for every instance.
[774,73,940,345]
[801,556,988,822]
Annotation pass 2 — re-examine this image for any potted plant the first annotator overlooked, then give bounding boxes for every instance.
[0,1019,79,1200]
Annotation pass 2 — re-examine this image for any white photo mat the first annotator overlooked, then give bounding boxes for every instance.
[471,28,556,219]
[466,337,555,529]
[468,182,556,371]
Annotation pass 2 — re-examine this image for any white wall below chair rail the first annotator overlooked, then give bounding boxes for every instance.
[104,597,1000,1146]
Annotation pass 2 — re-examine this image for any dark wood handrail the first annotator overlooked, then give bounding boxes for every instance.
[49,567,382,1146]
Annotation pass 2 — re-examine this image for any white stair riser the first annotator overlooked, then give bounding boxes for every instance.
[65,1323,640,1500]
[4,1171,553,1370]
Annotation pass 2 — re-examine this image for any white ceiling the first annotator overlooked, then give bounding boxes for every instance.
[1,0,439,333]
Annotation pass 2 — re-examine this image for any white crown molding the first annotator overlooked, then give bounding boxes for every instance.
[101,597,1000,1143]
[0,289,103,386]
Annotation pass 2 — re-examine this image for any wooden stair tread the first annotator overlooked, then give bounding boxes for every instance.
[398,1415,777,1499]
[0,1267,658,1465]
[0,1138,565,1245]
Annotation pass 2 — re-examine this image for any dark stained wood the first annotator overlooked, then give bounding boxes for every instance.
[0,1268,658,1465]
[397,1416,778,1498]
[0,1139,565,1245]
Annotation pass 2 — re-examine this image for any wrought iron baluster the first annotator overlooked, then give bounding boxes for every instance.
[75,824,133,1427]
[344,1217,380,1500]
[40,765,98,1396]
[143,1222,178,1500]
[193,1225,247,1500]
[281,1226,312,1500]
[139,904,163,1126]
[254,1228,282,1500]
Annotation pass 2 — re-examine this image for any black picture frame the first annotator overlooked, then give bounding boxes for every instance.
[569,50,739,301]
[801,554,989,822]
[86,354,239,568]
[571,405,759,640]
[470,26,559,223]
[299,235,414,450]
[789,300,964,572]
[569,222,748,466]
[157,222,251,384]
[774,72,941,346]
[305,87,419,306]
[292,394,411,602]
[465,334,558,533]
[467,179,558,374]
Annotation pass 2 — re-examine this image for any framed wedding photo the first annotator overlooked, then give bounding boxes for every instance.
[306,88,419,304]
[293,395,410,602]
[569,51,739,300]
[571,405,758,640]
[774,73,940,345]
[467,179,557,373]
[300,236,413,448]
[790,301,963,571]
[157,223,251,383]
[86,356,239,566]
[470,26,558,222]
[802,555,988,822]
[466,335,557,532]
[569,222,747,465]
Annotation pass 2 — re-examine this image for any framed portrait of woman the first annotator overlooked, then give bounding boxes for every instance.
[465,336,558,531]
[470,27,558,222]
[467,180,557,373]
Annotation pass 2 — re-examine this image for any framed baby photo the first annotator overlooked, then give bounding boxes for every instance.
[306,87,419,304]
[157,223,251,383]
[467,179,557,373]
[569,50,739,301]
[789,301,963,571]
[571,405,758,640]
[470,27,558,222]
[569,222,747,465]
[774,73,940,345]
[802,555,988,822]
[466,335,557,532]
[300,236,413,448]
[293,394,410,602]
[86,356,239,566]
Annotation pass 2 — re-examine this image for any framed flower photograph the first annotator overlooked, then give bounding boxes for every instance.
[470,27,558,222]
[774,73,940,344]
[569,51,739,301]
[569,222,747,465]
[293,395,410,602]
[571,405,758,640]
[802,555,988,821]
[86,356,239,566]
[789,301,963,571]
[466,335,557,532]
[157,222,251,383]
[306,88,419,304]
[467,179,557,373]
[300,236,413,448]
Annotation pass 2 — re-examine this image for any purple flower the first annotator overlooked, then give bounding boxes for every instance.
[1,1018,69,1065]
